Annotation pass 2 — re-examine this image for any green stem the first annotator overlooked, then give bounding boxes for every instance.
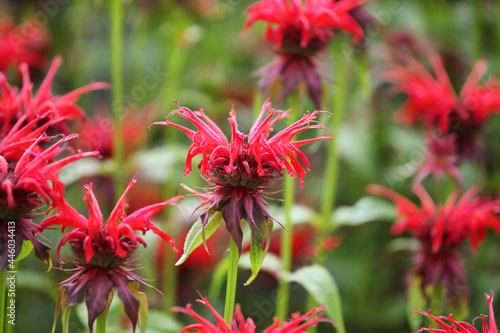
[0,269,6,333]
[163,245,178,311]
[110,0,124,200]
[96,310,106,333]
[275,96,301,320]
[224,237,239,324]
[308,39,347,333]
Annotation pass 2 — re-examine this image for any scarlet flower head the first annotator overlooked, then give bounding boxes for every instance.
[0,17,50,71]
[0,56,110,137]
[415,291,498,333]
[0,113,100,271]
[173,294,328,332]
[152,100,331,255]
[367,184,500,302]
[413,132,461,187]
[245,0,369,108]
[41,177,182,332]
[245,0,369,52]
[386,55,500,157]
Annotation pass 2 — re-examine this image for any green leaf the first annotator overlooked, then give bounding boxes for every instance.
[61,306,72,333]
[245,220,273,285]
[129,281,148,333]
[407,276,426,332]
[238,252,282,280]
[176,212,222,266]
[333,196,396,227]
[53,286,69,333]
[284,265,345,333]
[15,240,34,263]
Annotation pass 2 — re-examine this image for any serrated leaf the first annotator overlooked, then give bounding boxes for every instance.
[238,252,282,280]
[15,240,34,263]
[176,212,222,266]
[333,196,396,227]
[245,220,273,285]
[129,281,148,333]
[284,265,345,333]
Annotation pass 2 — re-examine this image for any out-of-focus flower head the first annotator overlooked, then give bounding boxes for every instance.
[245,0,369,108]
[367,184,500,303]
[0,112,100,271]
[386,55,500,158]
[0,56,110,137]
[41,177,182,332]
[76,102,159,159]
[0,17,50,71]
[173,294,329,332]
[413,132,461,187]
[151,99,331,256]
[415,291,498,333]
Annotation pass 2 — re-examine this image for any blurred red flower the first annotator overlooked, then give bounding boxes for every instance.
[415,291,498,333]
[173,294,328,332]
[152,99,331,255]
[0,17,50,71]
[245,0,369,108]
[367,184,500,302]
[386,55,500,157]
[0,56,109,136]
[41,177,182,332]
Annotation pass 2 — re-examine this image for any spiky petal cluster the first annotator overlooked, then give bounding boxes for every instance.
[41,177,182,332]
[173,295,328,332]
[367,185,500,302]
[0,17,50,71]
[386,55,500,157]
[0,112,99,271]
[415,291,498,333]
[0,56,109,136]
[245,0,369,107]
[152,100,331,254]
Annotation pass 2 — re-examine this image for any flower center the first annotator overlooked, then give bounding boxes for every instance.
[70,231,136,267]
[0,169,41,221]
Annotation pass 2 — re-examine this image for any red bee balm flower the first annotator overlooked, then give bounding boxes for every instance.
[41,178,182,332]
[0,17,50,71]
[0,113,99,271]
[386,55,500,157]
[152,100,331,255]
[245,0,369,107]
[173,295,328,332]
[0,56,109,136]
[367,185,500,302]
[415,291,498,333]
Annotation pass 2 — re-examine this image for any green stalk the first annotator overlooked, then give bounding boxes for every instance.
[275,95,301,320]
[224,237,239,324]
[307,39,347,333]
[0,269,6,332]
[163,244,178,311]
[110,0,124,200]
[96,310,106,333]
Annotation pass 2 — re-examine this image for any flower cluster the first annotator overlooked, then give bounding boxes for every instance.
[367,184,500,302]
[152,100,331,255]
[245,0,369,107]
[41,177,182,332]
[173,294,329,332]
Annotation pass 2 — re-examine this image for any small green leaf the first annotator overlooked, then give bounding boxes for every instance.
[333,196,396,227]
[53,286,69,333]
[176,212,222,266]
[129,281,148,333]
[61,306,72,333]
[15,240,34,263]
[284,265,345,333]
[238,252,282,280]
[245,220,273,285]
